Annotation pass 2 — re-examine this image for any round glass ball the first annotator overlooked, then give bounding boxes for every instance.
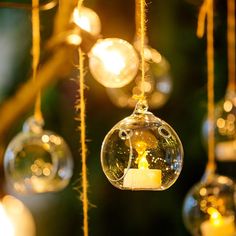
[202,91,236,161]
[183,174,236,236]
[101,101,183,190]
[72,6,101,36]
[4,117,73,194]
[0,195,35,236]
[106,46,172,109]
[89,38,139,88]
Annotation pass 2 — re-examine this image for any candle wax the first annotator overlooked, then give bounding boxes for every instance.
[216,141,236,161]
[201,216,235,236]
[123,168,162,189]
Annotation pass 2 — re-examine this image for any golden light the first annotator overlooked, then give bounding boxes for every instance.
[134,141,149,169]
[101,100,183,190]
[200,207,235,236]
[208,207,223,226]
[89,38,139,88]
[66,34,82,46]
[217,118,225,129]
[106,46,172,109]
[0,204,14,236]
[122,130,162,189]
[0,195,35,236]
[223,100,233,112]
[72,6,101,37]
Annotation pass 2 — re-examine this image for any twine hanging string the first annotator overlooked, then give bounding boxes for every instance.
[75,1,89,236]
[133,0,147,102]
[78,47,88,236]
[140,0,147,99]
[32,0,43,122]
[135,0,141,40]
[197,0,215,171]
[227,0,235,93]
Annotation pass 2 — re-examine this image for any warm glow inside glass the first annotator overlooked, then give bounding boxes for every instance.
[0,195,35,236]
[89,38,139,88]
[106,46,172,109]
[72,6,101,37]
[183,174,236,236]
[202,91,236,161]
[101,101,183,190]
[215,91,236,161]
[4,117,73,194]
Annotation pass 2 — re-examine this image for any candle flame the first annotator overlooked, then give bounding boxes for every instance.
[208,207,223,226]
[134,141,149,169]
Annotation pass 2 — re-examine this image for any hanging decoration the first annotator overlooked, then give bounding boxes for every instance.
[72,5,101,37]
[100,0,183,191]
[106,0,172,109]
[3,0,73,194]
[89,38,139,88]
[205,0,235,162]
[183,0,236,235]
[0,195,35,236]
[183,175,235,236]
[4,117,73,193]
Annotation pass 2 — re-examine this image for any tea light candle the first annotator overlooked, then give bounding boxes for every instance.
[123,168,162,189]
[201,216,235,236]
[216,141,236,161]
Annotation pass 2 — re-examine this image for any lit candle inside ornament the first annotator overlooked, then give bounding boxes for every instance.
[123,130,162,189]
[201,207,235,236]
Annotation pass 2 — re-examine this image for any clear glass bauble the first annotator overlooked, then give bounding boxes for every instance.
[183,172,236,236]
[0,195,35,236]
[4,117,73,194]
[106,46,172,109]
[89,38,139,88]
[101,100,183,190]
[72,6,101,37]
[202,91,236,161]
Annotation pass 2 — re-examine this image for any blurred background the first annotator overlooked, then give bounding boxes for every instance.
[0,0,233,235]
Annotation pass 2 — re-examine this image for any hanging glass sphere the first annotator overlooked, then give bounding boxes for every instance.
[101,100,183,190]
[106,46,172,109]
[4,117,73,194]
[0,195,35,236]
[72,6,101,37]
[89,38,139,88]
[183,173,236,236]
[202,91,236,161]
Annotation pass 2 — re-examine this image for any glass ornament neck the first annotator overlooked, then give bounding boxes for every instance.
[23,116,44,134]
[133,99,149,115]
[201,162,216,182]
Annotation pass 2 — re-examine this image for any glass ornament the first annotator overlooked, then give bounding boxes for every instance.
[183,172,236,236]
[89,38,139,88]
[101,100,183,190]
[106,46,172,109]
[202,91,236,161]
[72,6,101,37]
[4,117,73,194]
[0,195,35,236]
